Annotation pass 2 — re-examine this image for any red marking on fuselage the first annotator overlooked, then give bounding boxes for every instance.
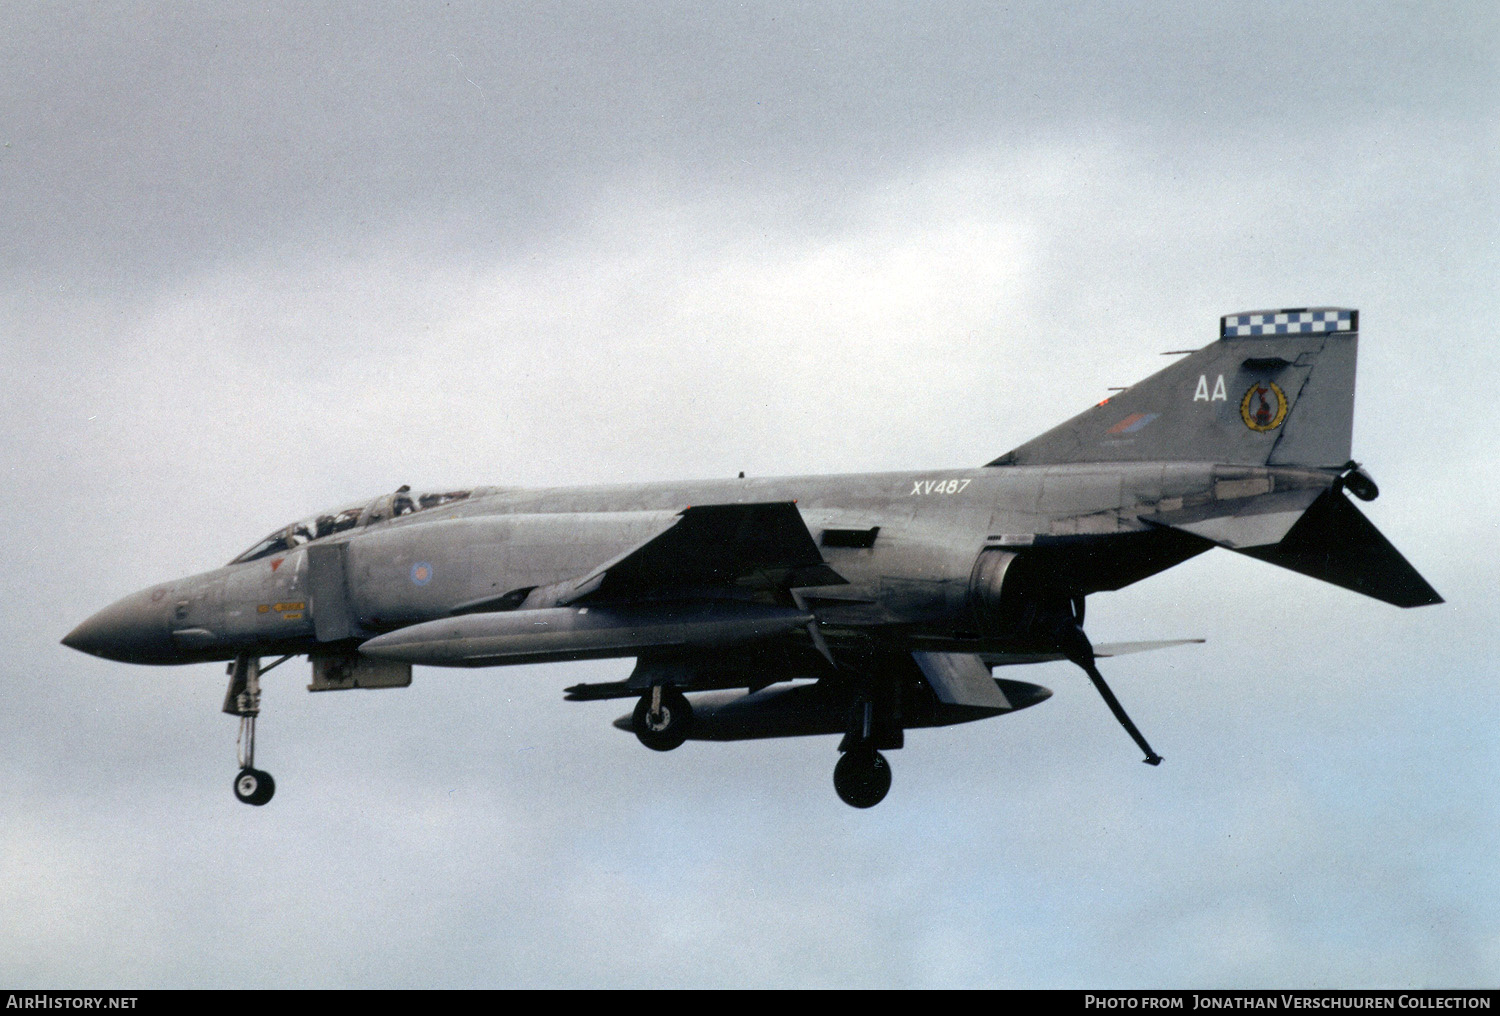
[1254,387,1274,426]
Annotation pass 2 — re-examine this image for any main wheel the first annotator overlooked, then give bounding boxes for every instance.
[631,687,693,752]
[833,748,891,808]
[233,767,275,806]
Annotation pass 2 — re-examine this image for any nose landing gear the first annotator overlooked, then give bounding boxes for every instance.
[224,654,291,806]
[233,766,275,806]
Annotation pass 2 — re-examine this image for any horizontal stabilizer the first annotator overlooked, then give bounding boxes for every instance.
[913,651,1011,709]
[1235,490,1442,608]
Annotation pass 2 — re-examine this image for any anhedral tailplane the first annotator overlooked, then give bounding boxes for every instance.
[1237,490,1442,607]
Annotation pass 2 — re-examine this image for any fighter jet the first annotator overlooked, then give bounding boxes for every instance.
[63,307,1441,808]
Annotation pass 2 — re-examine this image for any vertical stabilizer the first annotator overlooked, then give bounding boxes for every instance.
[990,309,1358,468]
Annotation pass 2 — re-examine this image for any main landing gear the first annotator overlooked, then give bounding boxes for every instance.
[223,654,291,806]
[834,695,900,808]
[833,747,891,809]
[631,685,693,751]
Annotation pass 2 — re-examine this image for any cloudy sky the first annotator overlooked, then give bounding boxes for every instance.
[2,1,1496,988]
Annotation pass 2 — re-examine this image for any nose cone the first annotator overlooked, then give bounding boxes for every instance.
[62,587,180,664]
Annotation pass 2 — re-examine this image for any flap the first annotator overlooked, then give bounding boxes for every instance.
[913,651,1012,709]
[565,502,845,603]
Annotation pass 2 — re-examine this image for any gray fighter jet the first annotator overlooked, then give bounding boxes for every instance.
[63,307,1441,808]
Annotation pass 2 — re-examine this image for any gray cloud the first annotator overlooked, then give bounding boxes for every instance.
[3,3,1493,288]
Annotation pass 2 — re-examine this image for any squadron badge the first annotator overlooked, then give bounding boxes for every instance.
[1240,381,1288,432]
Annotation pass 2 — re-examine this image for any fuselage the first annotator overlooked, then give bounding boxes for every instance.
[61,308,1443,810]
[63,461,1338,667]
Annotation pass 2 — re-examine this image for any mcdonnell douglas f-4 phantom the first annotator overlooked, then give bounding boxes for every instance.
[64,307,1441,808]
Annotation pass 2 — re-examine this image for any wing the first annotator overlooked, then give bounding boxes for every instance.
[550,501,846,605]
[361,502,845,667]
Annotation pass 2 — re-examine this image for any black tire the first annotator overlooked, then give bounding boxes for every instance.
[631,687,692,752]
[233,767,275,806]
[251,769,275,805]
[833,748,891,808]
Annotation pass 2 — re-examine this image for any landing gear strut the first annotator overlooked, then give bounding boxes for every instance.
[832,692,900,808]
[631,685,693,751]
[224,654,283,805]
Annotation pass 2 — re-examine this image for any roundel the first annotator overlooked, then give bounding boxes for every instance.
[410,561,434,586]
[1240,381,1288,432]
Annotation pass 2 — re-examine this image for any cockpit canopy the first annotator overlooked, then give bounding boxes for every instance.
[229,487,474,565]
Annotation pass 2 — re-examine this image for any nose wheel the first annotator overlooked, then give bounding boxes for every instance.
[233,767,275,806]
